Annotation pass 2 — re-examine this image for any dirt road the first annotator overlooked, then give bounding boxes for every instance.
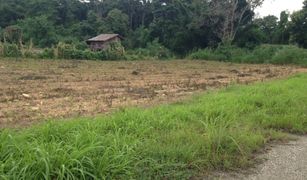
[247,136,307,180]
[214,136,307,180]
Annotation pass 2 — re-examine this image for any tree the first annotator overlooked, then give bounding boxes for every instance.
[0,0,25,28]
[289,0,307,48]
[2,0,304,53]
[234,24,264,48]
[275,11,290,44]
[18,16,57,47]
[105,9,129,36]
[254,15,278,44]
[126,26,151,48]
[208,0,264,44]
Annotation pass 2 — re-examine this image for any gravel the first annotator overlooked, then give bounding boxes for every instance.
[211,136,307,180]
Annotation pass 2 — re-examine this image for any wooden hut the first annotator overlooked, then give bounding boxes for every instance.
[86,34,123,51]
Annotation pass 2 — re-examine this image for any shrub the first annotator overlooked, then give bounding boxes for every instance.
[249,45,283,63]
[124,40,173,60]
[216,45,248,62]
[0,41,172,61]
[104,42,125,60]
[22,50,36,58]
[2,43,22,57]
[189,49,227,61]
[189,46,247,62]
[270,46,307,65]
[0,43,3,56]
[75,41,88,51]
[189,44,307,66]
[54,42,125,61]
[56,42,75,59]
[125,54,143,61]
[146,40,172,59]
[38,48,55,59]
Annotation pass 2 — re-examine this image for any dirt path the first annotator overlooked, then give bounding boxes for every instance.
[215,136,307,180]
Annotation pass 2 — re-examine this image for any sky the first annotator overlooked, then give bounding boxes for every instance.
[255,0,304,17]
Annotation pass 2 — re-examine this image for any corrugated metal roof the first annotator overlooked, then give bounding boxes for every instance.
[86,34,122,42]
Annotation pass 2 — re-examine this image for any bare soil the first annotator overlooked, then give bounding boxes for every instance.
[0,59,305,128]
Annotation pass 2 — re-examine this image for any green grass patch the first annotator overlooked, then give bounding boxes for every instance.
[189,45,307,66]
[1,74,307,179]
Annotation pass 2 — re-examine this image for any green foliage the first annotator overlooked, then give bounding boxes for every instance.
[1,43,22,57]
[189,45,249,62]
[253,15,279,44]
[1,74,307,178]
[189,49,227,61]
[75,42,88,51]
[289,6,307,48]
[271,46,307,65]
[0,0,305,58]
[52,42,125,60]
[126,39,173,60]
[252,11,291,45]
[145,39,173,59]
[105,9,129,36]
[56,42,107,60]
[0,41,127,61]
[235,24,265,49]
[0,0,305,55]
[39,48,55,59]
[189,45,307,65]
[18,16,58,47]
[125,26,151,49]
[0,0,262,54]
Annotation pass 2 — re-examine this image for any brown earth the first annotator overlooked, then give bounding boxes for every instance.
[0,58,305,128]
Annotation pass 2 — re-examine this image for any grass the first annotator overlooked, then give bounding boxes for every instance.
[189,45,307,66]
[1,74,307,179]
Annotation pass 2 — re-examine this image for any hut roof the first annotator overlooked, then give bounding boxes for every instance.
[86,34,123,42]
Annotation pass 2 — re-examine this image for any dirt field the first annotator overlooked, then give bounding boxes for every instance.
[0,59,305,127]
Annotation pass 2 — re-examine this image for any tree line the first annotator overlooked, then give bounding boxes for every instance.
[0,0,307,55]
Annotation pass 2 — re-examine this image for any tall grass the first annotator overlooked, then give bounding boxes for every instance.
[189,45,307,66]
[1,74,307,179]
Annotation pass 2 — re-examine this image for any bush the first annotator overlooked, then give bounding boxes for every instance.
[189,49,227,61]
[249,45,283,63]
[270,46,307,65]
[38,48,55,59]
[75,41,88,51]
[146,40,172,59]
[189,45,247,62]
[0,43,3,56]
[0,41,172,61]
[104,42,125,60]
[2,43,22,57]
[124,40,173,60]
[189,44,307,66]
[124,53,144,61]
[216,45,248,62]
[22,50,36,58]
[54,42,124,60]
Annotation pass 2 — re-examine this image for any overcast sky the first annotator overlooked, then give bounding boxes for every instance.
[255,0,304,17]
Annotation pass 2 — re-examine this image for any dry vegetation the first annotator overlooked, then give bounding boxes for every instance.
[0,58,305,127]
